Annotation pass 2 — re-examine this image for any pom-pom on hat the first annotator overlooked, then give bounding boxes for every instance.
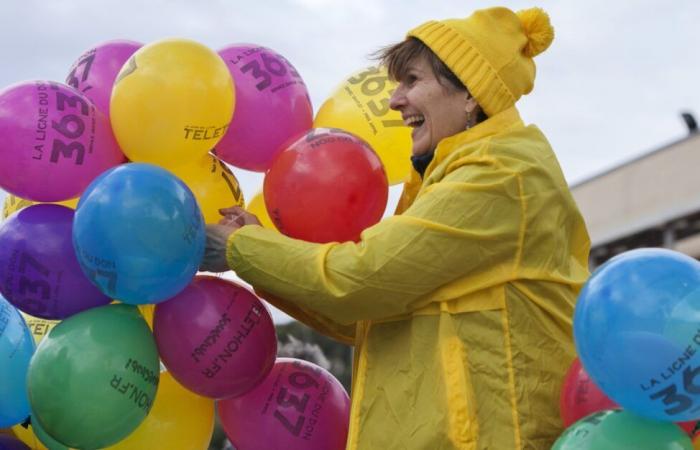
[408,6,554,116]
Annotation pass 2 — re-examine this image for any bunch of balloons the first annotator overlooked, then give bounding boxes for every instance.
[553,248,700,448]
[0,31,413,449]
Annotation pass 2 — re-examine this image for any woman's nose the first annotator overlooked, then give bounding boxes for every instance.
[389,84,406,111]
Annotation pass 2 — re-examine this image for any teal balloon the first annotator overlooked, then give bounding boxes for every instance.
[27,304,160,449]
[31,414,70,450]
[553,409,693,450]
[0,294,35,427]
[72,163,205,304]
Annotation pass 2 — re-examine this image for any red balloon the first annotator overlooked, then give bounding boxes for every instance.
[264,128,388,243]
[678,420,698,436]
[218,358,350,450]
[153,276,277,399]
[560,358,618,427]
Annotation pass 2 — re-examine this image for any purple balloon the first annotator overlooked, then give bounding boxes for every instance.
[0,81,125,202]
[154,276,277,399]
[216,44,313,172]
[0,435,30,450]
[0,204,111,319]
[218,358,350,450]
[66,40,142,117]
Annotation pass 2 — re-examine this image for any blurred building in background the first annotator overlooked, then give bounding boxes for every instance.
[572,113,700,268]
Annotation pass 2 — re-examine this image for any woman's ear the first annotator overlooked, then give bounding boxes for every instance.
[465,95,478,115]
[465,95,480,129]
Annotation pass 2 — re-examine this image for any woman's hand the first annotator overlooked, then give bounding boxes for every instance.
[218,206,262,228]
[199,207,261,273]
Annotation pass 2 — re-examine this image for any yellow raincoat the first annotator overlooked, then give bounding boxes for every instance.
[226,106,590,449]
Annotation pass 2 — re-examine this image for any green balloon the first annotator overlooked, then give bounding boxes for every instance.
[553,409,693,450]
[27,304,160,449]
[31,414,71,450]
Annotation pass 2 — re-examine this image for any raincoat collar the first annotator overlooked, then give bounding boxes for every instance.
[425,106,524,179]
[395,106,524,214]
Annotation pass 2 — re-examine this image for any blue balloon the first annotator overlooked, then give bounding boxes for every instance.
[72,163,205,304]
[0,294,35,427]
[574,248,700,421]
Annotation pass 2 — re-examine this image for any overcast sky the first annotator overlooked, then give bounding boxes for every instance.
[1,0,699,322]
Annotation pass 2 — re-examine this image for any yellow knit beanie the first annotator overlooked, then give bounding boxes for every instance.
[408,6,554,116]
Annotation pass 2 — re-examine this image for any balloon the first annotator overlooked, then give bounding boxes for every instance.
[680,420,699,436]
[0,296,35,427]
[264,128,388,243]
[104,371,214,450]
[137,304,154,330]
[154,276,276,399]
[110,38,234,166]
[0,204,112,319]
[0,81,125,202]
[66,40,142,117]
[0,435,30,450]
[216,44,312,171]
[11,422,48,450]
[30,417,70,450]
[552,409,693,449]
[27,304,159,449]
[18,313,58,345]
[314,66,412,185]
[167,154,245,224]
[1,195,79,220]
[246,191,277,230]
[574,248,700,421]
[72,163,205,304]
[218,358,350,450]
[2,196,33,221]
[560,358,618,427]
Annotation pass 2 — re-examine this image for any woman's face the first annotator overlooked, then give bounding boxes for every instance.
[389,55,470,156]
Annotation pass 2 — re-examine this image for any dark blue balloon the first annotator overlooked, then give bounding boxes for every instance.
[0,295,35,427]
[574,248,700,421]
[72,163,205,304]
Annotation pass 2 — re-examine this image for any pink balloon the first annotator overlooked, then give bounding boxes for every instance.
[0,81,125,202]
[66,40,142,118]
[216,44,313,171]
[219,358,350,450]
[153,276,277,399]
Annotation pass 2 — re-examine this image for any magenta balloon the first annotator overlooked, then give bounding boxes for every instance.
[216,44,313,172]
[0,81,125,202]
[66,40,142,117]
[218,358,350,450]
[153,276,276,399]
[0,204,111,319]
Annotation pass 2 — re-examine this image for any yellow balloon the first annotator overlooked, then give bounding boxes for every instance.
[104,372,214,450]
[11,425,47,450]
[246,190,277,230]
[168,154,245,224]
[19,312,60,345]
[137,304,155,330]
[110,38,235,167]
[314,65,412,185]
[2,195,78,220]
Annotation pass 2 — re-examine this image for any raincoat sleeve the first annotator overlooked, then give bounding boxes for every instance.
[226,160,523,326]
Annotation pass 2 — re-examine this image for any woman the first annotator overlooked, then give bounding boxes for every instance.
[203,6,590,449]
